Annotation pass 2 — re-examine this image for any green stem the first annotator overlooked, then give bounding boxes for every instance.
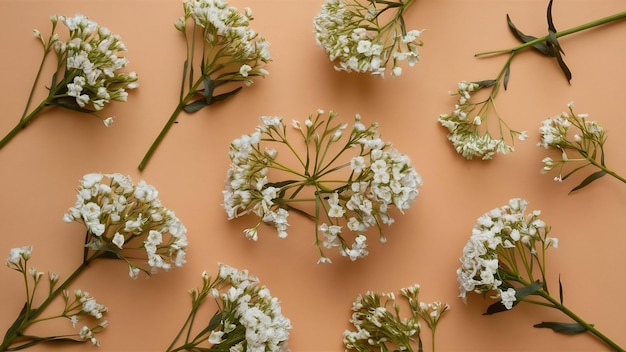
[137,78,204,171]
[534,289,625,352]
[0,98,51,151]
[476,11,626,56]
[0,253,99,351]
[586,156,626,184]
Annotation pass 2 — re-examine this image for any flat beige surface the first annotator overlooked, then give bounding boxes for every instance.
[1,0,626,351]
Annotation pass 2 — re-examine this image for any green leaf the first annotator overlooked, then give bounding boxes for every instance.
[193,311,222,341]
[546,0,557,33]
[48,98,95,114]
[210,86,243,104]
[515,280,543,300]
[483,281,543,315]
[183,99,210,113]
[3,303,30,341]
[9,336,84,351]
[558,275,564,304]
[180,60,188,101]
[506,14,553,56]
[472,79,497,88]
[203,76,216,104]
[503,63,511,90]
[483,301,509,315]
[569,170,607,194]
[533,321,588,334]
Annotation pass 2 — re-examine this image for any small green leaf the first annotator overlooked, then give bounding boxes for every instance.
[48,98,95,114]
[569,170,607,194]
[210,86,243,104]
[558,275,564,305]
[207,311,223,331]
[506,14,553,56]
[533,321,588,334]
[193,311,222,341]
[203,76,216,103]
[180,60,188,101]
[483,301,510,315]
[183,99,210,113]
[546,0,557,33]
[472,79,496,88]
[9,336,84,351]
[503,63,511,90]
[515,281,543,300]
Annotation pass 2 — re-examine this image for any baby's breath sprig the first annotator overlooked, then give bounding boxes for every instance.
[314,0,422,77]
[166,264,291,352]
[343,285,449,352]
[138,0,271,171]
[1,173,188,350]
[439,0,626,160]
[222,110,422,263]
[1,246,109,350]
[0,14,138,151]
[457,198,624,352]
[538,102,626,193]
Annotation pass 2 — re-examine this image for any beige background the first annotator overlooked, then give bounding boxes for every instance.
[1,0,625,351]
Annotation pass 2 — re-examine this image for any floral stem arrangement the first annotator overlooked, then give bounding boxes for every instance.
[538,102,626,193]
[314,0,422,77]
[222,110,422,263]
[343,285,449,352]
[166,263,291,352]
[438,0,626,160]
[2,246,108,350]
[1,173,188,350]
[137,0,271,171]
[457,198,624,351]
[0,14,138,151]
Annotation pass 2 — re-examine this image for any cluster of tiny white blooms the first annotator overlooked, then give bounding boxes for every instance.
[439,81,527,160]
[178,0,271,86]
[314,0,422,77]
[38,14,138,124]
[456,198,558,310]
[208,264,291,351]
[223,110,422,262]
[538,102,607,181]
[63,289,109,343]
[344,284,448,351]
[63,173,188,278]
[78,320,108,346]
[5,245,32,269]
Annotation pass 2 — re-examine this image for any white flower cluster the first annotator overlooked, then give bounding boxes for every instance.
[65,289,109,345]
[42,14,138,123]
[538,102,606,180]
[456,198,558,310]
[314,0,422,77]
[63,173,188,278]
[208,264,291,352]
[344,284,447,351]
[5,245,32,268]
[439,81,526,160]
[223,110,421,262]
[178,0,271,86]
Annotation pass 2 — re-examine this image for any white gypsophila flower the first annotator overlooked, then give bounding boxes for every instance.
[344,286,443,351]
[456,198,556,309]
[48,14,138,116]
[223,110,422,262]
[439,81,525,160]
[6,245,33,266]
[63,173,188,277]
[182,0,271,83]
[314,0,422,77]
[205,264,291,351]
